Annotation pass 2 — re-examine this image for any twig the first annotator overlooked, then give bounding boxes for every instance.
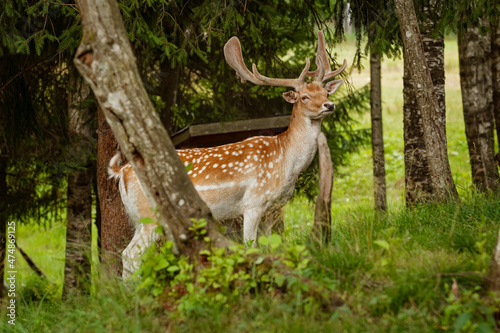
[16,244,47,279]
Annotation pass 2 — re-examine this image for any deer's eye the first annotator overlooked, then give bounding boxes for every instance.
[301,95,309,101]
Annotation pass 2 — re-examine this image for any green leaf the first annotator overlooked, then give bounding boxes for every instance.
[268,234,282,250]
[258,236,269,246]
[275,275,285,287]
[140,217,156,224]
[255,257,265,265]
[374,240,390,251]
[154,258,169,271]
[476,322,493,333]
[167,265,180,272]
[453,312,472,333]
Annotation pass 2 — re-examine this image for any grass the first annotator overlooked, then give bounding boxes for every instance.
[2,36,500,332]
[4,195,499,332]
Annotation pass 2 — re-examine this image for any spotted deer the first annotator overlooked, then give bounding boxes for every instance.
[109,31,347,278]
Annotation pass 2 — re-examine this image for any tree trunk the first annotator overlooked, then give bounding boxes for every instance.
[394,0,458,202]
[74,0,231,258]
[459,17,499,193]
[489,227,500,291]
[312,132,333,242]
[491,19,500,152]
[159,62,181,135]
[369,51,387,211]
[64,71,94,295]
[96,106,134,275]
[403,0,446,205]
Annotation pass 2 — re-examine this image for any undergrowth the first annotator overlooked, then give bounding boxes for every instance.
[2,194,500,332]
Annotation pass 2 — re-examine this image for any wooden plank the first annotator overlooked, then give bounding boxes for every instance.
[312,132,333,243]
[171,128,191,146]
[188,115,290,137]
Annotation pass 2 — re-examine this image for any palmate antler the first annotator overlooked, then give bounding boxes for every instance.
[223,30,347,90]
[307,30,347,82]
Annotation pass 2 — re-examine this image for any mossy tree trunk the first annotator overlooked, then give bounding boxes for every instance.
[459,17,499,193]
[74,0,231,258]
[394,0,458,202]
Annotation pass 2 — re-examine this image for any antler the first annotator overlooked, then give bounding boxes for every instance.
[307,31,347,82]
[223,37,310,90]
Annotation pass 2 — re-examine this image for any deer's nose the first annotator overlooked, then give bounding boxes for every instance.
[323,102,335,111]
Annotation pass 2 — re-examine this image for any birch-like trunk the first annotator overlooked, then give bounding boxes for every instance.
[394,0,458,202]
[74,0,231,258]
[459,17,499,193]
[369,51,387,211]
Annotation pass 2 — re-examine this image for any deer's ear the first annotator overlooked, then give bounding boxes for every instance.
[325,79,342,95]
[283,91,299,103]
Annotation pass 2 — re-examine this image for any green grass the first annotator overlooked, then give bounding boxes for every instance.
[3,37,500,332]
[4,195,499,332]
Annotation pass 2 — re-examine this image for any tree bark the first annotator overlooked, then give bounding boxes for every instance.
[312,132,333,242]
[491,19,500,153]
[159,62,181,135]
[369,51,387,211]
[74,0,231,258]
[403,0,446,205]
[64,71,94,295]
[489,227,500,291]
[394,0,458,202]
[96,106,133,275]
[459,17,499,193]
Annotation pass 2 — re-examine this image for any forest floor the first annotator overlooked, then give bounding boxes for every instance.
[2,36,500,332]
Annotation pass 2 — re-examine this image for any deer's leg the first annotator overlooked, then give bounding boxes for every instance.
[243,208,263,247]
[122,223,158,279]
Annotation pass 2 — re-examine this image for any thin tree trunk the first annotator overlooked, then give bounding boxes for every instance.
[313,132,333,242]
[403,0,446,205]
[491,19,500,151]
[459,17,499,193]
[394,0,458,202]
[64,71,93,295]
[96,106,134,275]
[159,62,180,135]
[369,51,387,211]
[74,0,231,258]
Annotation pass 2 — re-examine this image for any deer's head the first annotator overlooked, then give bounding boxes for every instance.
[224,31,346,121]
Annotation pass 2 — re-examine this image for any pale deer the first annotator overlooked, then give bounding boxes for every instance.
[108,31,347,278]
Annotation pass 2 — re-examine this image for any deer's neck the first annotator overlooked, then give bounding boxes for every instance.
[278,107,322,180]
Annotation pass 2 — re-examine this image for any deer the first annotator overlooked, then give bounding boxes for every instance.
[108,31,347,279]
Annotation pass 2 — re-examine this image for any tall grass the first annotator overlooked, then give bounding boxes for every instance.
[4,194,499,332]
